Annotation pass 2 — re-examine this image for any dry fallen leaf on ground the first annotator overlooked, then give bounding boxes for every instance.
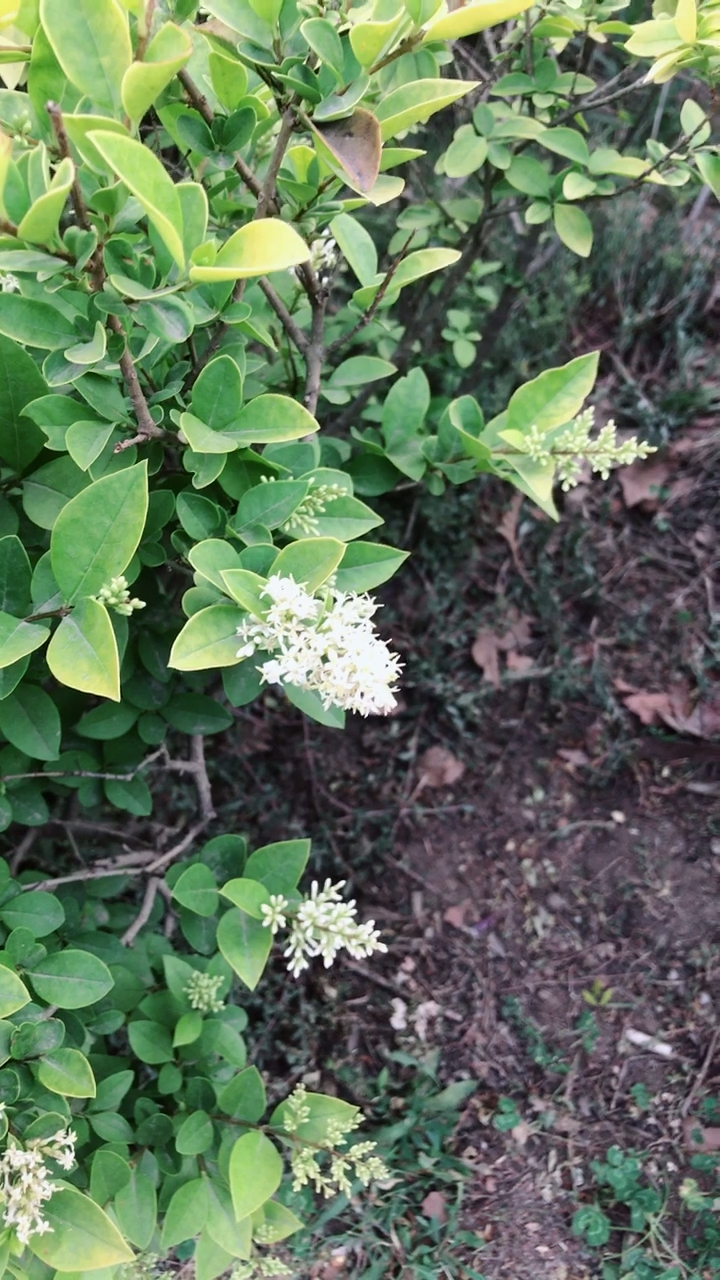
[683,1119,720,1152]
[472,610,534,685]
[417,745,465,788]
[421,1190,448,1223]
[443,901,471,929]
[471,630,501,686]
[506,651,534,673]
[621,685,720,739]
[618,458,671,509]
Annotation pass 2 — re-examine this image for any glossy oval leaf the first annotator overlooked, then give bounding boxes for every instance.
[51,462,148,602]
[169,604,244,671]
[37,1047,96,1098]
[27,1187,134,1270]
[16,157,74,245]
[28,948,115,1008]
[374,79,477,142]
[422,0,533,40]
[189,219,310,282]
[217,907,271,991]
[121,22,192,125]
[0,966,31,1019]
[0,612,49,671]
[0,684,61,760]
[228,394,319,445]
[46,597,120,701]
[88,131,185,269]
[228,1131,282,1221]
[39,0,132,116]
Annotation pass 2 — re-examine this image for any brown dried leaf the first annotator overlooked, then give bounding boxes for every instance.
[421,1190,448,1223]
[497,613,533,651]
[443,901,470,929]
[417,745,465,788]
[557,748,590,767]
[618,458,671,509]
[623,688,720,738]
[471,630,501,686]
[505,650,534,673]
[623,690,675,726]
[313,109,381,194]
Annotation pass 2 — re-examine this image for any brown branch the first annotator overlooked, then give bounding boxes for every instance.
[296,263,326,416]
[108,314,166,446]
[46,101,92,234]
[177,69,263,201]
[256,109,295,219]
[326,233,415,359]
[258,278,309,354]
[189,734,215,822]
[134,0,156,62]
[121,875,162,946]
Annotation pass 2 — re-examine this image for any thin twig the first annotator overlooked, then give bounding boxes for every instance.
[326,233,415,359]
[258,278,309,354]
[256,109,295,219]
[681,1028,720,1117]
[189,734,215,822]
[121,876,162,947]
[108,314,166,446]
[46,102,92,234]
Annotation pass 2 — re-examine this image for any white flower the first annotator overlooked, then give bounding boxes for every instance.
[259,894,289,934]
[236,575,402,717]
[93,575,146,616]
[0,272,19,293]
[261,878,387,977]
[183,971,224,1014]
[0,1128,76,1245]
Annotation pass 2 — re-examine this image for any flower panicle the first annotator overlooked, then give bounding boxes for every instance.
[260,879,387,978]
[0,1127,76,1245]
[522,407,655,490]
[236,574,402,717]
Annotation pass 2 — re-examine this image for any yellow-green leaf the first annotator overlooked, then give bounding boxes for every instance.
[0,965,31,1018]
[349,13,406,66]
[189,219,310,283]
[28,1188,134,1270]
[88,130,185,269]
[47,597,120,701]
[374,79,477,141]
[169,604,244,671]
[552,203,593,257]
[16,155,74,244]
[39,0,132,116]
[422,0,533,41]
[121,22,192,125]
[674,0,696,42]
[63,114,129,175]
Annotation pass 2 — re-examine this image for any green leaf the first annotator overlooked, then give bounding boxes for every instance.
[227,394,320,446]
[217,907,271,991]
[47,597,120,700]
[39,0,132,115]
[0,613,49,671]
[163,693,233,734]
[218,569,268,615]
[114,1169,157,1251]
[329,212,377,286]
[302,495,382,542]
[17,156,75,245]
[217,1065,266,1121]
[0,966,31,1018]
[89,131,185,268]
[127,1019,174,1064]
[423,0,533,39]
[235,479,309,532]
[189,219,310,282]
[172,864,219,917]
[192,355,244,432]
[375,79,477,142]
[121,21,192,124]
[444,129,487,178]
[50,462,148,603]
[0,890,64,936]
[229,1131,282,1221]
[161,1178,208,1250]
[221,877,271,916]
[271,1091,359,1145]
[37,1047,96,1098]
[27,1187,134,1270]
[23,456,89,530]
[176,1110,214,1155]
[538,127,590,166]
[328,357,396,388]
[270,537,344,591]
[0,294,77,349]
[284,682,346,728]
[0,536,31,616]
[353,248,461,309]
[349,14,404,67]
[173,1010,202,1047]
[505,155,551,198]
[507,352,599,434]
[0,684,61,760]
[696,149,720,198]
[169,604,244,671]
[28,949,114,1008]
[552,203,593,257]
[0,335,48,471]
[243,839,311,893]
[89,1149,131,1205]
[188,540,244,592]
[382,366,429,480]
[333,542,409,593]
[301,16,344,79]
[252,1200,304,1243]
[104,774,153,816]
[65,420,115,471]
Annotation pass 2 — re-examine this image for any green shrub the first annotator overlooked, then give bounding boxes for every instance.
[0,0,713,1272]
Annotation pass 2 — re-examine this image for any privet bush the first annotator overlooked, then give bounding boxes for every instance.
[0,0,714,1273]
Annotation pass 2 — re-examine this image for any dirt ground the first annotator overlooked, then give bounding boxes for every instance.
[218,416,719,1278]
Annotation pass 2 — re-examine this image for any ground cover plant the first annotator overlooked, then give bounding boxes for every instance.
[0,0,715,1274]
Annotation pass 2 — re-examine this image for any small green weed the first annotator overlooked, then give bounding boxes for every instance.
[284,1053,486,1279]
[572,1131,720,1280]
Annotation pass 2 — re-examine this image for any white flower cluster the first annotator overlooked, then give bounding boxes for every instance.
[0,1128,76,1245]
[308,229,338,279]
[93,575,146,616]
[281,1084,388,1197]
[522,409,655,491]
[260,879,387,978]
[0,272,19,293]
[284,482,349,536]
[183,970,224,1014]
[236,574,402,717]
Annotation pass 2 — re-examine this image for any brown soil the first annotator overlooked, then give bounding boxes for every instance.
[222,424,719,1279]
